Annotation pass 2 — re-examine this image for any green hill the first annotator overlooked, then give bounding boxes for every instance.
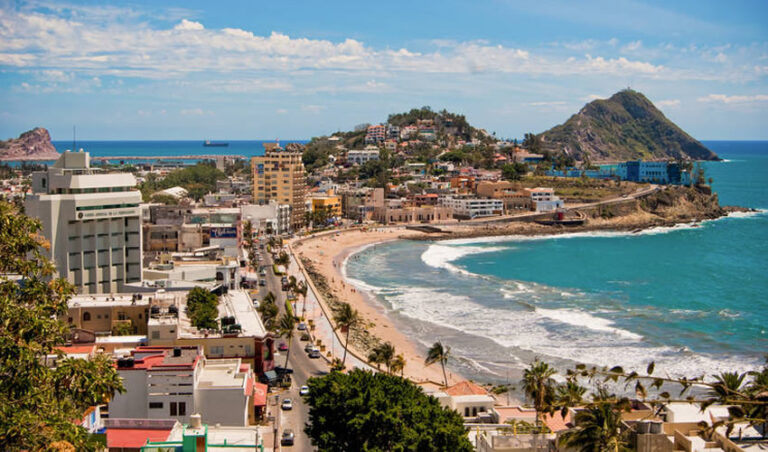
[538,90,719,162]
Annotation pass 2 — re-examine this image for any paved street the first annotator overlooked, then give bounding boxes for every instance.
[253,240,328,452]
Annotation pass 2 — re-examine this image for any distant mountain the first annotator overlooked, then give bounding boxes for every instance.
[0,127,59,161]
[538,90,719,161]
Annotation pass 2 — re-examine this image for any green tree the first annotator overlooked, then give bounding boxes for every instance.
[257,292,279,331]
[521,359,557,430]
[112,321,133,336]
[333,302,362,367]
[558,402,628,452]
[522,132,542,153]
[390,353,406,377]
[278,312,296,369]
[425,341,451,387]
[186,287,219,330]
[0,201,125,451]
[368,341,396,374]
[502,162,528,181]
[304,369,473,452]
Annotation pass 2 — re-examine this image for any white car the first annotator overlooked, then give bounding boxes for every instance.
[299,385,309,396]
[281,398,293,410]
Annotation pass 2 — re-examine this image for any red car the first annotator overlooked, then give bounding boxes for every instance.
[278,342,288,351]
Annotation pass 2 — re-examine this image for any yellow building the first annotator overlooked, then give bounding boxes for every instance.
[310,192,342,218]
[252,146,307,231]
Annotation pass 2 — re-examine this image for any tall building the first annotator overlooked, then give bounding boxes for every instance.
[25,151,143,294]
[251,146,306,231]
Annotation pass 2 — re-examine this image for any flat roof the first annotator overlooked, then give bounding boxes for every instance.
[197,359,247,389]
[225,290,267,337]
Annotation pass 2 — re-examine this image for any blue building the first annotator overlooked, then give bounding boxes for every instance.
[546,161,690,185]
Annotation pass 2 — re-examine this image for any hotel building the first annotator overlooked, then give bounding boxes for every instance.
[251,146,306,231]
[25,151,143,294]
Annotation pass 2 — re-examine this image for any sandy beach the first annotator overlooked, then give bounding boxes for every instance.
[291,227,463,386]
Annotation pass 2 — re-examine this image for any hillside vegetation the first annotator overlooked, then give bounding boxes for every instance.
[538,90,719,162]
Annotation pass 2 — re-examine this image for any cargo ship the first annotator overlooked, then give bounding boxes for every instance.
[203,140,229,147]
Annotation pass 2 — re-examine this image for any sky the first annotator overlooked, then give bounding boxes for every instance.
[1,0,767,141]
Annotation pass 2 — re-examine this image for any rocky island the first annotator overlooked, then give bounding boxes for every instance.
[0,128,59,161]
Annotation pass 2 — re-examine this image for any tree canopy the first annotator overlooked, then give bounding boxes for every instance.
[0,201,125,451]
[186,287,219,330]
[139,162,226,201]
[304,369,473,452]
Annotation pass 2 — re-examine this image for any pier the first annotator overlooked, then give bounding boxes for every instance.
[90,155,247,161]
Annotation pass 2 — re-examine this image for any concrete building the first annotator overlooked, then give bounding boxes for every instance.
[240,202,290,236]
[476,181,533,212]
[66,293,152,336]
[252,146,306,231]
[365,124,386,144]
[347,149,380,165]
[309,192,342,218]
[617,160,692,185]
[442,196,503,219]
[109,345,259,426]
[25,151,143,294]
[524,187,564,212]
[146,289,274,375]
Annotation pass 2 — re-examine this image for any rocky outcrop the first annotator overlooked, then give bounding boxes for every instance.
[0,128,59,160]
[539,90,719,162]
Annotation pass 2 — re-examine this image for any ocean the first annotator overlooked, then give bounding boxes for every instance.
[344,141,768,383]
[48,140,308,163]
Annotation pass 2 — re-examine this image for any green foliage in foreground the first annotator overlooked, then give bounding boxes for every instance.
[304,369,473,452]
[0,201,125,451]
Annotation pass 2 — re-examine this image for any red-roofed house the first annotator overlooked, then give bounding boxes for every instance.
[104,418,179,452]
[445,380,490,397]
[109,346,256,426]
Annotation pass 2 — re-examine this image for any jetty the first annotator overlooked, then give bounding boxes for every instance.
[90,155,246,162]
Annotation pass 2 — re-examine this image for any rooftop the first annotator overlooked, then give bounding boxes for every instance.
[197,358,248,390]
[444,380,489,397]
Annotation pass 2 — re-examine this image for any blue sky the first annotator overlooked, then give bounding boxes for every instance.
[1,0,767,140]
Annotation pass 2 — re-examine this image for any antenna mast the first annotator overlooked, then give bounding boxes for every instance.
[73,125,76,152]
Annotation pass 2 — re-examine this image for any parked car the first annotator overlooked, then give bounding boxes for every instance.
[304,343,315,353]
[252,300,260,309]
[308,349,321,359]
[281,429,295,446]
[259,279,266,286]
[299,385,310,396]
[297,322,307,331]
[278,342,288,352]
[281,398,293,410]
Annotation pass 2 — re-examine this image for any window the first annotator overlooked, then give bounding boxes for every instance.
[149,402,163,409]
[82,311,91,321]
[151,331,160,339]
[178,402,186,416]
[170,402,177,416]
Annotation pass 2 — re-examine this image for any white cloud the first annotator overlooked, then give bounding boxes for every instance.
[528,101,567,106]
[655,99,680,108]
[582,94,605,102]
[621,40,643,52]
[697,94,768,104]
[174,19,204,31]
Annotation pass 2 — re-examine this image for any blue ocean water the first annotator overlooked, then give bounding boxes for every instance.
[49,140,308,162]
[345,141,768,382]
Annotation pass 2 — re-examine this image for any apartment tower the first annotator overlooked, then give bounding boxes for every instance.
[25,151,143,294]
[251,144,306,231]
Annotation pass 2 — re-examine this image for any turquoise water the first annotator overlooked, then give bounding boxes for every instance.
[345,141,768,381]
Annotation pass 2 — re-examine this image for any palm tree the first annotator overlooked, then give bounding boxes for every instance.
[709,371,746,402]
[333,302,361,367]
[296,281,308,317]
[425,341,451,387]
[558,403,627,452]
[367,342,395,373]
[521,360,557,431]
[278,312,296,369]
[390,354,406,377]
[556,380,588,417]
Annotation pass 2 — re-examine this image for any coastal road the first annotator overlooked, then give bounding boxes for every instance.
[257,240,327,451]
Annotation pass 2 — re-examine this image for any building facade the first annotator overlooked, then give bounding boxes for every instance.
[442,196,503,219]
[25,151,143,294]
[347,149,380,165]
[252,147,306,231]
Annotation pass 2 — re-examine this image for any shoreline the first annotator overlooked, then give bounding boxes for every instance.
[290,205,763,386]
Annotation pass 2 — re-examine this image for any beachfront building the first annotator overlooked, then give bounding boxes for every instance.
[25,151,143,294]
[524,187,564,212]
[617,160,692,185]
[476,181,533,212]
[252,146,306,231]
[347,148,380,165]
[109,345,260,426]
[442,196,503,219]
[309,191,342,218]
[365,124,386,144]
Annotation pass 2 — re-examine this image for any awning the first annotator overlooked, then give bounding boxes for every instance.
[263,370,278,382]
[253,381,268,406]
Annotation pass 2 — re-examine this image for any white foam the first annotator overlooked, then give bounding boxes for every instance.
[420,243,504,275]
[726,209,767,219]
[536,308,644,340]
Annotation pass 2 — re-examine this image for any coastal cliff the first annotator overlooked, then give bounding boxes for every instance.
[0,128,59,161]
[538,90,719,162]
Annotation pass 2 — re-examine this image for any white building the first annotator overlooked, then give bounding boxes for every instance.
[240,201,291,236]
[524,187,564,212]
[25,151,143,294]
[442,196,503,219]
[347,149,380,165]
[109,345,257,426]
